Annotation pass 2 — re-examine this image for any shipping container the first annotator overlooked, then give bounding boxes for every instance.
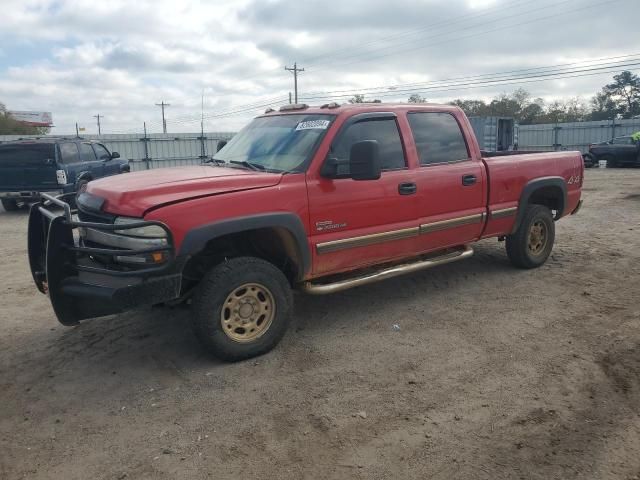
[468,116,517,152]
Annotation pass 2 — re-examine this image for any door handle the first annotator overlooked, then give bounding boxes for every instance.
[398,182,417,195]
[462,174,477,186]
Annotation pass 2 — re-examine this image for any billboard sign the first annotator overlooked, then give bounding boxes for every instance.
[8,111,53,127]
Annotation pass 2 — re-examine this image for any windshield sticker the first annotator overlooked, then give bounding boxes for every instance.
[295,120,330,131]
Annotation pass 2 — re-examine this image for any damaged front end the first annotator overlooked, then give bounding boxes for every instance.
[28,192,183,326]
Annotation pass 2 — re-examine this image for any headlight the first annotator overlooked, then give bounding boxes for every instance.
[114,217,167,238]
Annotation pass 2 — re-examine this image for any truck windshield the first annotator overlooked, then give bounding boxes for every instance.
[212,114,335,173]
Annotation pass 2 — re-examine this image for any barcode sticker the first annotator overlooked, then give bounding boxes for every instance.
[295,120,330,131]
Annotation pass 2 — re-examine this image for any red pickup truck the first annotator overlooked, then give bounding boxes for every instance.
[29,103,583,361]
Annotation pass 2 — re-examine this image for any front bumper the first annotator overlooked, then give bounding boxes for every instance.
[28,193,182,325]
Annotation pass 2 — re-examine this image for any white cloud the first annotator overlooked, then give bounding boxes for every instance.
[0,0,638,134]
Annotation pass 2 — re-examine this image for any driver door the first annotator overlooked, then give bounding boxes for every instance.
[306,113,420,276]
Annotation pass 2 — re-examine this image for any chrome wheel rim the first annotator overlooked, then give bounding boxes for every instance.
[220,283,275,343]
[528,221,547,255]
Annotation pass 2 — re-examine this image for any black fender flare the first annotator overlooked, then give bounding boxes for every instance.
[512,176,567,234]
[76,171,93,184]
[179,213,311,279]
[74,171,93,193]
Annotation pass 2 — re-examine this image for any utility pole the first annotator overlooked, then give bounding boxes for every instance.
[285,62,304,104]
[155,101,171,134]
[93,114,102,135]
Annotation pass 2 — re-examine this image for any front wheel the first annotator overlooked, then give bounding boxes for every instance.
[506,205,555,269]
[191,257,293,362]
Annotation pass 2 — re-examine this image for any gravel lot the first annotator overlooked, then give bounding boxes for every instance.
[1,168,639,480]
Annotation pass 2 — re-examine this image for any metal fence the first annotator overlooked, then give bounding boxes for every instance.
[518,118,640,154]
[0,132,236,171]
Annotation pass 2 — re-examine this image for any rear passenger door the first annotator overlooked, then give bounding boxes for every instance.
[407,112,486,252]
[79,142,104,177]
[307,113,420,275]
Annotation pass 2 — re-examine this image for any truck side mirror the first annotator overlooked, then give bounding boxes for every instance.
[349,140,381,181]
[111,151,120,159]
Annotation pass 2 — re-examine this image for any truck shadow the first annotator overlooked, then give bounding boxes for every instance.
[11,242,512,363]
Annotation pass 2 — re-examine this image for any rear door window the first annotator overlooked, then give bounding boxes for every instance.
[407,112,470,165]
[58,143,80,164]
[79,143,97,163]
[92,144,111,161]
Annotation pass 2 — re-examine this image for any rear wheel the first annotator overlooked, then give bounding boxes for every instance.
[506,205,555,269]
[191,256,293,362]
[603,155,617,168]
[1,199,19,212]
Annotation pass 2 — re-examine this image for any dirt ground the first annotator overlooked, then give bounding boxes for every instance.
[0,168,639,480]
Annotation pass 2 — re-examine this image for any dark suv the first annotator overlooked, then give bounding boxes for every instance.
[0,138,129,211]
[585,135,640,168]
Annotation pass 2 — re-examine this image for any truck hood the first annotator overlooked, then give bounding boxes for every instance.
[87,166,283,217]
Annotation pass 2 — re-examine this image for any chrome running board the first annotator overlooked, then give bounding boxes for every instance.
[302,245,473,295]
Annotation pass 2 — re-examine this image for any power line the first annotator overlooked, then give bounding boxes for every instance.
[301,57,640,101]
[301,63,640,102]
[301,53,640,97]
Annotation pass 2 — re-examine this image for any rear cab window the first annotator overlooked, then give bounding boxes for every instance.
[407,112,470,166]
[328,117,406,176]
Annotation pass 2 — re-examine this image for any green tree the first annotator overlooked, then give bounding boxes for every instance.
[589,91,618,120]
[407,94,427,103]
[519,98,545,125]
[448,99,488,116]
[603,71,640,118]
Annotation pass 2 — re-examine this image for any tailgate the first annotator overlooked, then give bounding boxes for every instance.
[0,144,59,190]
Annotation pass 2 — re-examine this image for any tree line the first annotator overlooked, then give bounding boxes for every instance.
[351,71,640,125]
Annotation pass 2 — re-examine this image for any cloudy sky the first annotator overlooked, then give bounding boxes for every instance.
[1,0,638,134]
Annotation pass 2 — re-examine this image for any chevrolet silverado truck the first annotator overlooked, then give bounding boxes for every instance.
[28,103,583,361]
[0,138,129,211]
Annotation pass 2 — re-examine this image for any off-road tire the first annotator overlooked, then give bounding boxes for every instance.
[506,205,555,269]
[1,199,19,212]
[191,256,293,362]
